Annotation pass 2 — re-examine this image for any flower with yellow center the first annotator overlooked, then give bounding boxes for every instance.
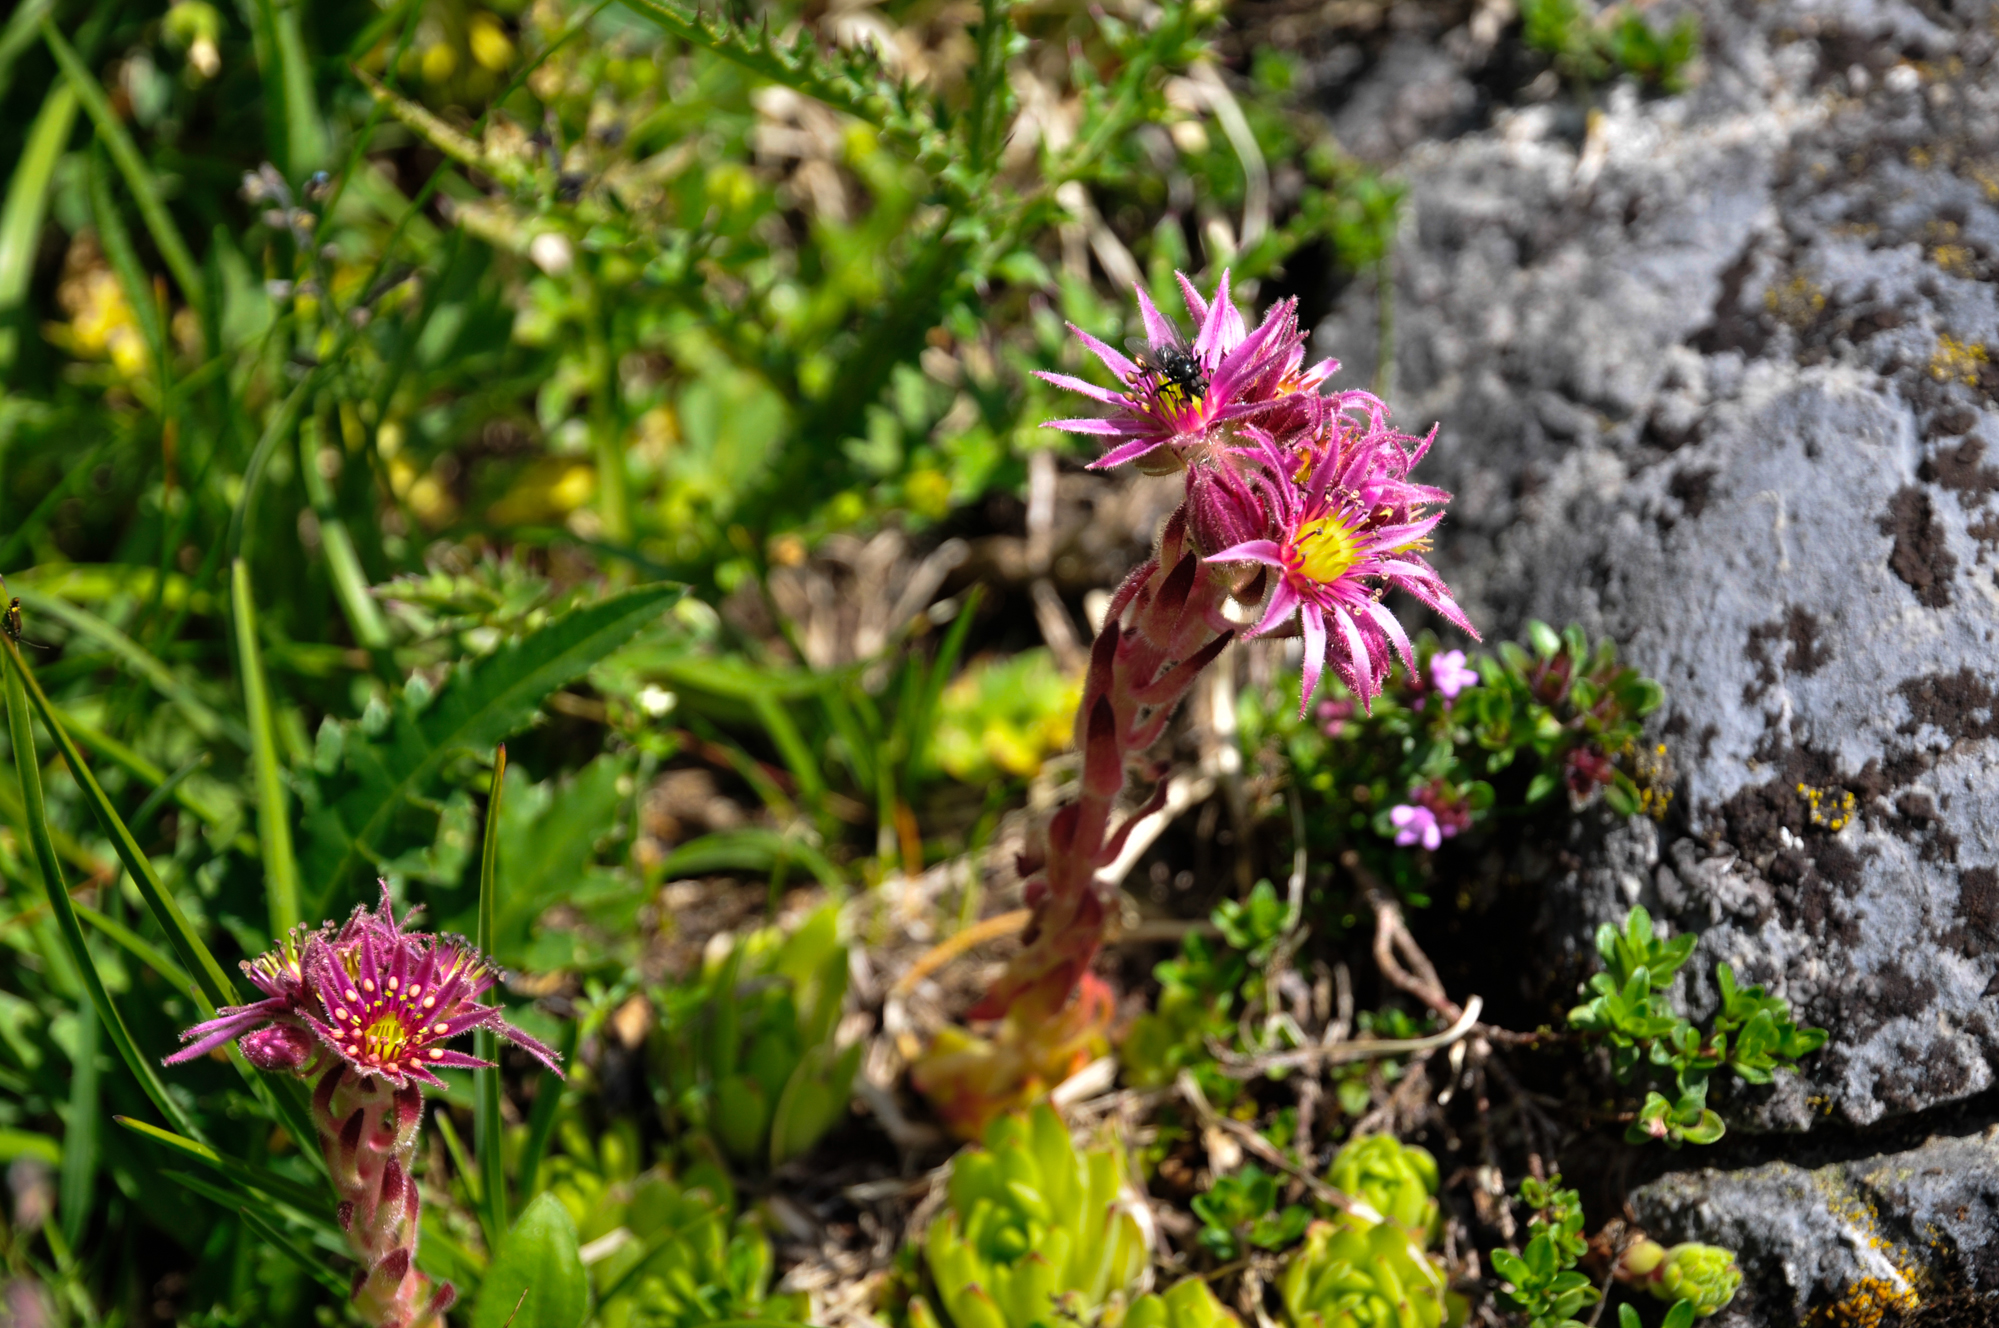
[1205,424,1477,713]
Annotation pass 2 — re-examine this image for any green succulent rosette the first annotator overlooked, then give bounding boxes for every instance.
[1280,1215,1463,1328]
[918,1104,1149,1328]
[1622,1239,1743,1318]
[1120,1277,1241,1328]
[1325,1135,1442,1243]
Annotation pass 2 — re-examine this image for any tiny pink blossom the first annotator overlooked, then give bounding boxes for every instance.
[1390,803,1444,850]
[1430,650,1479,698]
[1316,698,1354,738]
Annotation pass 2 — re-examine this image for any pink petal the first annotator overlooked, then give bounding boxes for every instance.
[1175,270,1210,328]
[1192,270,1235,362]
[1331,606,1376,707]
[1245,580,1302,639]
[1088,434,1175,470]
[1048,417,1144,438]
[1135,285,1178,349]
[1069,324,1138,381]
[1298,603,1327,712]
[1034,370,1130,408]
[1203,538,1287,567]
[1362,599,1415,674]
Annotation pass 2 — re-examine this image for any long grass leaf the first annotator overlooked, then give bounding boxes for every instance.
[39,19,203,311]
[298,415,391,653]
[0,79,76,370]
[75,902,194,998]
[3,641,200,1138]
[473,745,508,1244]
[232,559,301,937]
[0,0,58,99]
[238,1206,350,1294]
[305,583,682,908]
[86,144,167,374]
[513,1021,575,1203]
[8,647,237,1009]
[58,991,100,1249]
[114,1117,330,1215]
[659,828,843,890]
[0,1129,60,1164]
[12,588,247,748]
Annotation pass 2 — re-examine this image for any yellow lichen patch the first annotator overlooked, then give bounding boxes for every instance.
[1634,743,1675,821]
[1810,1276,1921,1328]
[1765,275,1826,330]
[1930,335,1989,385]
[1798,784,1855,831]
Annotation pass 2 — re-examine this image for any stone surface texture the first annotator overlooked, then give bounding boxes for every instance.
[1631,1129,1999,1325]
[1314,0,1999,1130]
[1306,0,1999,1314]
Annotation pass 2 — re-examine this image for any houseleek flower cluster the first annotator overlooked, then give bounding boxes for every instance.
[911,1104,1148,1328]
[1282,1136,1463,1328]
[916,271,1473,1133]
[166,885,561,1328]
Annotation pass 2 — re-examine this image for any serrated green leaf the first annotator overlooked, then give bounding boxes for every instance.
[303,583,682,908]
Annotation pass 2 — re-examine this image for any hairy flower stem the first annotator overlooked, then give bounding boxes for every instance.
[972,506,1244,1026]
[313,1062,454,1328]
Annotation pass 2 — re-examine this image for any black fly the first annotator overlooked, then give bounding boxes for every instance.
[1125,330,1208,405]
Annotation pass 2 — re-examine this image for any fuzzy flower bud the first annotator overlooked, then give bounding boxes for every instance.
[1622,1239,1743,1318]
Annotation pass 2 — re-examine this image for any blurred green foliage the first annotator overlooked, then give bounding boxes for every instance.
[649,902,860,1168]
[1519,0,1701,91]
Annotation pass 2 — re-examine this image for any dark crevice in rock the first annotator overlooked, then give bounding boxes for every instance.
[1880,487,1957,608]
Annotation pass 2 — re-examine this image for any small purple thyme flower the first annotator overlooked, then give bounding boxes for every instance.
[166,884,562,1328]
[1390,803,1443,850]
[1430,649,1479,699]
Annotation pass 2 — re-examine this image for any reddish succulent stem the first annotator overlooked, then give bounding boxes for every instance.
[971,505,1236,1025]
[312,1062,455,1328]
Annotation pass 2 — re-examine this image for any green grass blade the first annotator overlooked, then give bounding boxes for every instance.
[298,415,391,654]
[473,744,508,1245]
[304,583,683,908]
[4,640,201,1139]
[86,143,167,374]
[238,1205,350,1294]
[513,1021,575,1203]
[0,0,57,98]
[0,79,76,370]
[749,692,825,807]
[0,1129,60,1165]
[659,828,843,890]
[8,645,237,1009]
[114,1116,329,1215]
[58,990,100,1249]
[39,18,203,313]
[75,902,195,999]
[12,588,248,749]
[232,558,301,938]
[258,0,328,174]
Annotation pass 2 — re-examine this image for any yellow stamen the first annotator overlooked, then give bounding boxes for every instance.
[363,1014,411,1063]
[1293,515,1363,585]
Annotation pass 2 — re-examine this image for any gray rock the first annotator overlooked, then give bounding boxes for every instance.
[1315,0,1999,1126]
[1630,1129,1999,1326]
